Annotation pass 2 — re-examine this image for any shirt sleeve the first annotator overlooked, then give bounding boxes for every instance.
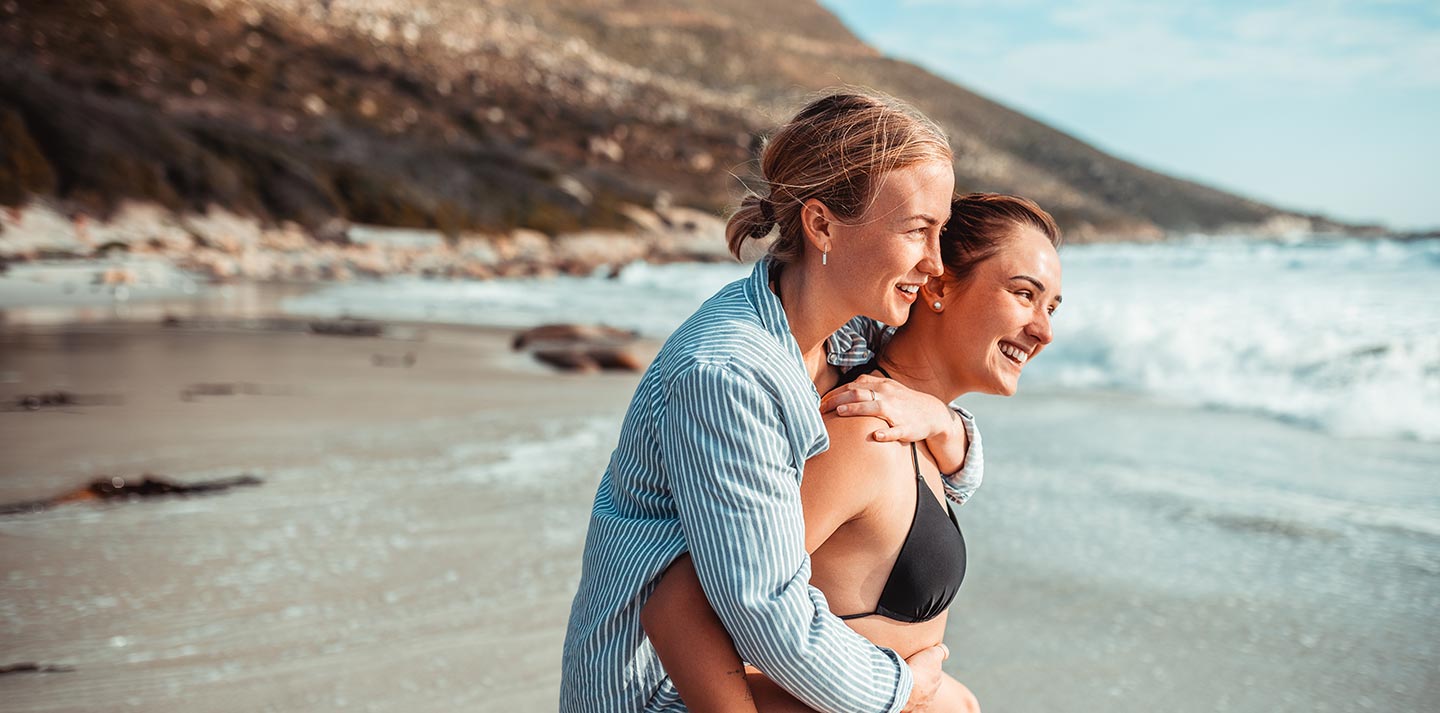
[941,405,984,506]
[660,364,913,713]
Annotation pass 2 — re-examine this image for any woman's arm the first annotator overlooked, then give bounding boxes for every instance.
[643,414,893,711]
[641,555,759,713]
[660,365,917,713]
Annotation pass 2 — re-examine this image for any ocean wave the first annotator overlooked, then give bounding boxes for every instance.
[1025,238,1440,441]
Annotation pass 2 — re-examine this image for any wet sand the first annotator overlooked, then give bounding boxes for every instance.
[0,319,644,711]
[2,318,1437,712]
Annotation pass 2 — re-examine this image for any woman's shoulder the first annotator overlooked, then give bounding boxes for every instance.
[654,318,812,406]
[810,413,914,487]
[659,311,789,375]
[799,413,915,541]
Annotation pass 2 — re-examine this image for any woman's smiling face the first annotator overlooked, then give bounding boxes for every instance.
[824,160,953,327]
[940,225,1063,396]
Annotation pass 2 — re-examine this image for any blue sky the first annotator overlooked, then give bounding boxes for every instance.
[819,0,1440,230]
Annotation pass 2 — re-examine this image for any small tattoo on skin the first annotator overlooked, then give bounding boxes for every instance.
[724,668,755,701]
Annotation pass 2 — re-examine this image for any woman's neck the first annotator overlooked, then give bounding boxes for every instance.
[875,323,962,403]
[775,262,843,386]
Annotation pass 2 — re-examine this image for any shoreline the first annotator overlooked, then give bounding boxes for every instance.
[1,199,1421,312]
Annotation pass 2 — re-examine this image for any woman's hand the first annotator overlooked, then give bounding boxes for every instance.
[820,374,969,472]
[820,373,950,441]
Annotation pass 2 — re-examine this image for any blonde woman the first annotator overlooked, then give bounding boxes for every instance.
[641,195,1065,712]
[561,92,985,713]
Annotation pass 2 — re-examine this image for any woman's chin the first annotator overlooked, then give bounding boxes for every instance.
[984,376,1020,397]
[866,304,910,328]
[884,302,913,327]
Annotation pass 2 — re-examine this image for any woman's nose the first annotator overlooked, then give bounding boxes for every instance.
[1029,309,1054,345]
[919,231,943,277]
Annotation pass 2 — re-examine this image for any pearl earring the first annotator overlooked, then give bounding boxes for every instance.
[933,301,943,310]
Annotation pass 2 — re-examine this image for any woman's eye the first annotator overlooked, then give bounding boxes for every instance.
[1015,290,1034,301]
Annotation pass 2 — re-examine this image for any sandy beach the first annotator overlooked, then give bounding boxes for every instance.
[0,315,645,711]
[2,296,1437,712]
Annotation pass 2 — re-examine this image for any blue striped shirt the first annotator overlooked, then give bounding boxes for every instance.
[560,258,985,712]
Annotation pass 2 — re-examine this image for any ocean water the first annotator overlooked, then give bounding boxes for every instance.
[283,237,1440,443]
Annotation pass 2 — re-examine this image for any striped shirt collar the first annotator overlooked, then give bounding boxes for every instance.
[743,256,797,355]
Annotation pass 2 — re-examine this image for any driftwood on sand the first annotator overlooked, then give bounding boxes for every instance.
[512,324,642,373]
[309,319,384,337]
[179,382,293,401]
[0,663,76,675]
[0,474,264,516]
[4,391,122,412]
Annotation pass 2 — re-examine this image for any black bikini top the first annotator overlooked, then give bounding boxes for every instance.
[831,362,967,624]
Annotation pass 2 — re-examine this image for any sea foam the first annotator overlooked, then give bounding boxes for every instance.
[1026,238,1440,441]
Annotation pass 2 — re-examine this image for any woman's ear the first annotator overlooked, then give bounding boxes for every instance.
[800,198,834,255]
[920,278,947,311]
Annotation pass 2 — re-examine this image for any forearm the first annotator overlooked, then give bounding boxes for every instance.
[664,365,912,713]
[701,565,912,713]
[924,407,969,474]
[937,406,983,505]
[642,555,759,713]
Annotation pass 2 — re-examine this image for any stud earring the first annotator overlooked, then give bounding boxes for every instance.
[932,301,943,310]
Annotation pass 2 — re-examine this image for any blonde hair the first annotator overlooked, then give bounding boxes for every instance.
[727,90,954,263]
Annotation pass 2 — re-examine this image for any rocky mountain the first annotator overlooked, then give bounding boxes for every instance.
[0,0,1363,250]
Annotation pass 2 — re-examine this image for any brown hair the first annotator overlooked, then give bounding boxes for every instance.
[727,90,954,263]
[940,193,1062,283]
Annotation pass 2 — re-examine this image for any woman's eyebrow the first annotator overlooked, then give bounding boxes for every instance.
[902,213,941,225]
[1010,274,1045,291]
[1010,274,1061,302]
